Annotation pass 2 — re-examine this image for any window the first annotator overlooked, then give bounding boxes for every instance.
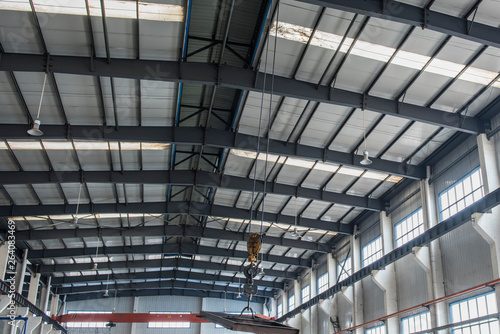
[362,236,383,267]
[395,208,424,247]
[301,285,310,303]
[277,303,283,318]
[439,167,484,221]
[66,311,112,328]
[366,324,385,334]
[148,312,191,329]
[450,292,499,333]
[337,256,352,282]
[401,311,431,334]
[288,295,295,311]
[318,273,328,294]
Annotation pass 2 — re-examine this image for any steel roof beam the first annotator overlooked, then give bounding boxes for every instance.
[28,243,311,268]
[64,288,266,304]
[56,279,274,298]
[0,124,425,179]
[0,53,482,134]
[0,170,383,211]
[1,201,353,234]
[51,270,284,289]
[15,224,330,253]
[37,257,297,279]
[296,0,500,49]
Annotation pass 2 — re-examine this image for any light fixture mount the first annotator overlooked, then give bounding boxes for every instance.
[27,119,43,136]
[360,150,372,165]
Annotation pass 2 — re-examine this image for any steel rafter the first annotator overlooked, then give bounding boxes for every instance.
[56,280,274,298]
[0,125,424,179]
[51,270,284,289]
[28,243,311,268]
[0,201,352,234]
[37,257,297,279]
[64,288,265,304]
[0,53,482,134]
[0,170,383,211]
[14,225,331,253]
[296,0,500,48]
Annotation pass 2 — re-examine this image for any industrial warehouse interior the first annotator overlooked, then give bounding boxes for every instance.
[0,0,499,333]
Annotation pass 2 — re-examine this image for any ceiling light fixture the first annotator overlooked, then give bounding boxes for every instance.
[103,272,110,297]
[360,109,372,166]
[28,72,48,136]
[236,277,242,299]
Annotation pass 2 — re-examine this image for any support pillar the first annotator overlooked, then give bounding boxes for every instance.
[421,167,447,327]
[371,211,398,333]
[15,250,28,294]
[0,243,11,314]
[131,296,139,334]
[472,133,500,310]
[352,233,363,334]
[49,294,59,317]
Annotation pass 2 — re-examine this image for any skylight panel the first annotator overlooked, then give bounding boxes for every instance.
[1,0,185,22]
[270,21,500,88]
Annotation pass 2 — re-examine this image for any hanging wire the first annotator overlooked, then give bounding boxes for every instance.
[75,183,83,217]
[260,0,279,242]
[36,72,48,120]
[363,108,367,152]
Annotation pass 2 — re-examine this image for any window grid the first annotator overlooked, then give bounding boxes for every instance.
[318,273,329,294]
[288,295,295,312]
[401,311,431,334]
[366,324,385,334]
[302,285,310,303]
[66,311,112,328]
[277,303,283,318]
[439,167,484,222]
[148,312,191,329]
[395,208,424,247]
[337,256,352,282]
[450,292,499,334]
[362,236,383,267]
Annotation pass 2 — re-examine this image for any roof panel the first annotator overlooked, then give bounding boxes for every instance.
[0,10,43,53]
[0,72,27,123]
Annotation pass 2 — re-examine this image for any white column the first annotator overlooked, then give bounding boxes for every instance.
[22,274,42,334]
[49,294,59,317]
[309,268,318,334]
[421,168,447,328]
[0,243,9,281]
[39,277,51,316]
[352,233,363,334]
[472,134,500,311]
[130,296,139,334]
[371,211,398,333]
[15,249,28,294]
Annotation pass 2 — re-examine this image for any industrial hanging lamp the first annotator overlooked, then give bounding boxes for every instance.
[103,272,110,297]
[27,72,48,136]
[360,108,372,166]
[92,236,100,271]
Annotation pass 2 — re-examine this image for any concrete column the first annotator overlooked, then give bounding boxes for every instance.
[371,211,398,333]
[351,233,363,334]
[0,243,9,281]
[130,296,139,334]
[39,277,51,315]
[287,280,301,330]
[472,134,500,311]
[25,318,42,334]
[309,268,318,334]
[15,249,28,294]
[49,294,59,317]
[421,168,447,328]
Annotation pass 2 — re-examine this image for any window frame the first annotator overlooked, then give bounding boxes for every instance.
[394,207,425,247]
[317,272,329,294]
[301,285,310,304]
[66,311,112,328]
[449,291,499,334]
[366,324,386,334]
[277,303,283,318]
[288,294,295,312]
[362,236,383,268]
[400,311,431,334]
[147,311,192,329]
[438,167,484,222]
[337,256,352,282]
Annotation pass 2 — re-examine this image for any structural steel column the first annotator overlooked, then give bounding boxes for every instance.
[421,167,447,327]
[372,211,398,333]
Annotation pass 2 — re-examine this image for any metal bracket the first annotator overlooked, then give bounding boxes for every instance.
[362,93,367,110]
[44,52,52,73]
[422,7,429,29]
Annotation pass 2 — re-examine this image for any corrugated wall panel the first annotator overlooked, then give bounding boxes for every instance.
[395,257,428,310]
[391,185,422,225]
[440,222,493,294]
[337,294,354,330]
[362,277,385,322]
